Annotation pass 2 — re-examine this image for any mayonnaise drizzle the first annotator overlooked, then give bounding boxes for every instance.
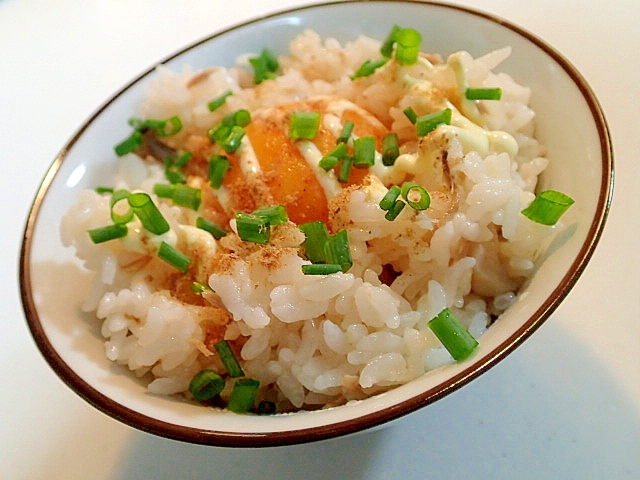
[297,140,342,199]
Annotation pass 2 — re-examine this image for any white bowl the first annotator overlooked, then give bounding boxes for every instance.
[20,0,612,446]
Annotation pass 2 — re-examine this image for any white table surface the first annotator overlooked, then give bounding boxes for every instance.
[2,0,638,478]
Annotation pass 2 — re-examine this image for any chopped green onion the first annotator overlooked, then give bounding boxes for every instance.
[253,205,288,226]
[257,400,276,415]
[215,340,245,378]
[351,58,389,79]
[416,108,452,137]
[158,241,191,272]
[337,120,355,144]
[114,130,143,156]
[95,186,114,195]
[153,183,175,199]
[250,48,279,84]
[521,190,575,225]
[210,124,246,153]
[338,156,353,182]
[380,25,402,58]
[427,308,478,361]
[324,230,352,273]
[191,281,212,294]
[196,216,227,239]
[189,370,225,402]
[207,90,233,112]
[208,154,230,189]
[301,263,343,275]
[401,181,430,210]
[129,116,182,137]
[289,111,321,140]
[384,199,406,221]
[171,184,201,211]
[110,189,133,225]
[353,136,376,168]
[395,28,422,66]
[320,143,349,170]
[174,151,193,168]
[127,192,170,235]
[88,223,128,244]
[403,106,418,124]
[223,109,251,128]
[299,221,331,263]
[227,378,260,413]
[379,185,401,211]
[381,133,400,166]
[465,87,502,101]
[319,155,340,171]
[164,161,186,184]
[236,212,270,244]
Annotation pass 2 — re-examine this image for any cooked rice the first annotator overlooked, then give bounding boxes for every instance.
[61,29,558,412]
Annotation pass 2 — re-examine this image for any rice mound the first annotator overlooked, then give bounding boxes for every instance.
[61,29,558,412]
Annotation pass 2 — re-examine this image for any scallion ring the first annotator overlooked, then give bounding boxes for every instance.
[401,181,430,210]
[289,111,321,140]
[127,192,170,235]
[88,223,128,244]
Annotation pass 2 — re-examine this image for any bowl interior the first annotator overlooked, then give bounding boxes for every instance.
[21,0,612,446]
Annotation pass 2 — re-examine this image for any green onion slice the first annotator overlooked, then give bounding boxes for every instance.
[189,370,225,402]
[127,192,170,235]
[351,58,389,80]
[171,184,201,211]
[109,189,133,224]
[301,263,343,275]
[380,25,402,58]
[95,186,114,195]
[223,109,251,128]
[191,281,212,294]
[158,241,191,272]
[215,340,245,378]
[521,190,575,225]
[289,111,321,140]
[253,205,288,226]
[175,151,193,168]
[319,155,340,171]
[382,133,400,166]
[250,48,279,84]
[353,136,376,168]
[379,185,401,211]
[465,87,502,101]
[338,156,353,182]
[227,378,260,413]
[299,221,331,263]
[395,28,422,66]
[114,130,142,157]
[236,212,270,244]
[337,120,355,144]
[196,216,227,239]
[319,143,349,171]
[384,199,406,221]
[153,183,175,199]
[324,230,352,273]
[207,90,233,112]
[129,116,182,137]
[403,106,418,124]
[401,181,430,210]
[88,223,128,244]
[416,108,452,137]
[427,308,479,361]
[208,154,230,189]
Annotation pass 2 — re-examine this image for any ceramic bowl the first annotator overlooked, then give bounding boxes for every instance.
[20,0,613,447]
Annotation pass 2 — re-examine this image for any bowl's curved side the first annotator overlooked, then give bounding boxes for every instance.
[19,0,613,447]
